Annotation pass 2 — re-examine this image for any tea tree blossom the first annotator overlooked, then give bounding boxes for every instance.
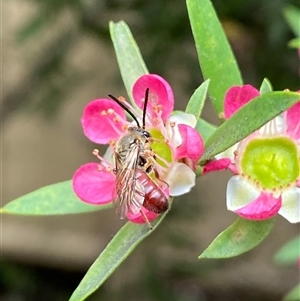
[204,85,300,223]
[73,74,204,223]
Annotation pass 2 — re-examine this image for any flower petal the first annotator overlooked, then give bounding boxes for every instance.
[81,99,127,144]
[286,101,300,139]
[169,111,197,128]
[127,208,159,224]
[72,162,116,204]
[279,187,300,223]
[235,192,281,220]
[227,175,260,210]
[202,158,231,173]
[132,74,174,121]
[176,124,204,162]
[165,162,196,196]
[224,85,260,119]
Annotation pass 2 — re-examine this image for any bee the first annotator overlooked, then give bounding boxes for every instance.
[108,89,169,227]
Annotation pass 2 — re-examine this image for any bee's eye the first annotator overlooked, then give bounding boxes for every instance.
[143,131,151,138]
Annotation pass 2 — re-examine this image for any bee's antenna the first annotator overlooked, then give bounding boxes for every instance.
[108,94,141,128]
[142,88,149,129]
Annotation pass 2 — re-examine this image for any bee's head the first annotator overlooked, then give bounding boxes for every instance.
[128,127,151,139]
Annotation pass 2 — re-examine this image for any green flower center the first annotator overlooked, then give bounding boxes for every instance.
[240,137,299,190]
[149,128,172,166]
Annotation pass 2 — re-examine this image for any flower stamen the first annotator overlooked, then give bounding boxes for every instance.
[93,149,111,168]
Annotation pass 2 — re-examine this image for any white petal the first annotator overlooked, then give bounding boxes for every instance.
[279,187,300,223]
[169,111,197,128]
[103,146,114,163]
[226,175,260,211]
[165,162,195,196]
[215,143,238,162]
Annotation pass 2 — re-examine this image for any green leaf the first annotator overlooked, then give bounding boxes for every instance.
[110,21,148,102]
[283,5,300,37]
[274,236,300,265]
[259,78,273,94]
[199,218,275,259]
[199,91,300,164]
[17,15,47,42]
[69,212,167,301]
[185,79,210,119]
[284,284,300,301]
[288,37,300,49]
[187,0,243,114]
[1,181,109,215]
[195,118,217,143]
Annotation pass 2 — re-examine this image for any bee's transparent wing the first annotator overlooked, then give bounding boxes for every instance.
[114,144,145,219]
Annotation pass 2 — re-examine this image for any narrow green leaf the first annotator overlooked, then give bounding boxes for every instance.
[283,5,300,37]
[200,91,300,164]
[187,0,243,114]
[195,118,217,143]
[288,37,300,49]
[110,21,148,102]
[185,79,210,119]
[69,212,167,301]
[17,15,47,42]
[274,236,300,265]
[259,78,273,94]
[199,218,275,259]
[284,284,300,301]
[1,181,108,215]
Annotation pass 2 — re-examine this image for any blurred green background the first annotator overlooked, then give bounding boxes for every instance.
[2,0,299,300]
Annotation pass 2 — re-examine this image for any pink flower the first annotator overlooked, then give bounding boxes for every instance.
[204,85,300,223]
[73,74,204,224]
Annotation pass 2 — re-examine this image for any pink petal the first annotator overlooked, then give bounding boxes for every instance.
[224,85,260,119]
[176,124,204,162]
[81,99,127,144]
[286,101,300,139]
[235,192,282,220]
[72,162,116,204]
[132,74,174,121]
[127,208,159,224]
[202,158,232,174]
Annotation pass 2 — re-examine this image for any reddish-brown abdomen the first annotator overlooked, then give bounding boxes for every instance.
[136,169,169,213]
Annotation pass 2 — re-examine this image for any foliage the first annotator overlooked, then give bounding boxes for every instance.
[3,0,300,300]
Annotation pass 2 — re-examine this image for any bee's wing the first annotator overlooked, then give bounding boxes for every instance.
[114,144,145,219]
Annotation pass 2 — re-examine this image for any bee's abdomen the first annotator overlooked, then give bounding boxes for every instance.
[136,170,169,214]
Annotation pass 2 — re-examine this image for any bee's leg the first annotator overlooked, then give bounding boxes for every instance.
[152,166,169,188]
[138,156,147,168]
[139,210,153,230]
